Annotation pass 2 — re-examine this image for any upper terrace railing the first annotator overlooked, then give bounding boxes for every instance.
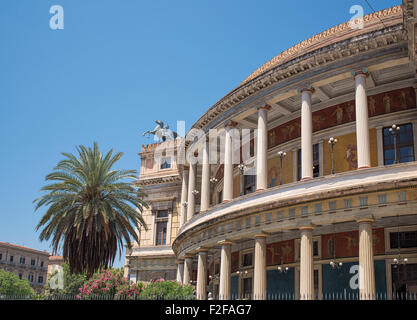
[178,162,417,237]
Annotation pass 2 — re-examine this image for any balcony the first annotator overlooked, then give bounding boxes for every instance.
[179,162,417,236]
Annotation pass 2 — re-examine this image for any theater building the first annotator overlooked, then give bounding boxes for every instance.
[126,2,417,299]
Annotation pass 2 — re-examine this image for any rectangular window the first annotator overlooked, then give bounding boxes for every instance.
[344,199,352,209]
[301,206,308,216]
[289,208,295,218]
[31,259,35,266]
[160,157,171,169]
[38,276,43,284]
[242,277,253,298]
[0,253,2,260]
[329,201,336,211]
[10,256,13,262]
[314,269,319,294]
[40,261,44,267]
[360,196,368,207]
[243,175,256,195]
[215,263,220,275]
[313,144,320,178]
[155,221,167,245]
[314,203,322,214]
[398,191,406,202]
[218,190,223,204]
[155,210,169,246]
[383,123,415,165]
[313,241,319,257]
[378,194,387,205]
[242,253,253,267]
[390,231,417,249]
[298,144,320,180]
[20,257,25,264]
[18,273,22,280]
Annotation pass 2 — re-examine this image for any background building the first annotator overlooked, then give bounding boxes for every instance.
[0,241,49,292]
[124,140,183,283]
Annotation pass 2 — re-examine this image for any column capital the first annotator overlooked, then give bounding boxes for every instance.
[356,217,374,224]
[351,68,369,78]
[196,247,209,253]
[217,240,233,246]
[298,223,315,231]
[254,104,271,111]
[253,232,268,238]
[355,213,374,223]
[298,86,315,94]
[184,254,194,259]
[175,259,184,264]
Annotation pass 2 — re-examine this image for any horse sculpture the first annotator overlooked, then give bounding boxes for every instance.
[142,120,178,142]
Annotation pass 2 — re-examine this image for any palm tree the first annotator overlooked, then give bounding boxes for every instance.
[34,142,148,277]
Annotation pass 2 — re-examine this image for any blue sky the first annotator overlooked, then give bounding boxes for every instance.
[0,0,401,268]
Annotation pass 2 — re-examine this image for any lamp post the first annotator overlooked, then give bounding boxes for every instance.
[389,124,401,164]
[277,151,287,185]
[328,137,338,174]
[237,163,246,175]
[209,177,218,206]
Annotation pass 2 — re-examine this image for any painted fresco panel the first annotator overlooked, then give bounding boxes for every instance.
[266,239,295,266]
[322,228,385,259]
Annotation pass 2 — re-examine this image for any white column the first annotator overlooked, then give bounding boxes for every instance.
[358,218,376,300]
[223,127,234,202]
[292,149,298,182]
[196,249,208,300]
[253,234,267,300]
[180,168,189,226]
[256,105,270,191]
[183,256,193,286]
[301,88,314,180]
[201,140,210,211]
[176,260,184,284]
[187,163,196,221]
[354,72,371,169]
[219,240,232,300]
[299,226,314,300]
[318,139,324,177]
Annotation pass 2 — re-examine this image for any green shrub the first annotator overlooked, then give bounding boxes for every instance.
[139,279,194,300]
[0,269,34,296]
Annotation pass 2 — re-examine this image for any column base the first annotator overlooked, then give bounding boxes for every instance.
[255,188,265,192]
[221,200,230,204]
[357,166,371,170]
[301,177,313,181]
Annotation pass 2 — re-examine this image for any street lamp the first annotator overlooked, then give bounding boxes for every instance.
[329,260,343,269]
[277,151,287,185]
[389,124,401,164]
[209,177,218,185]
[328,137,338,174]
[237,163,246,175]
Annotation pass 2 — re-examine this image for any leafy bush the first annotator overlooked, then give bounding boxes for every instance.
[44,262,87,296]
[77,269,141,299]
[0,269,34,296]
[139,279,194,300]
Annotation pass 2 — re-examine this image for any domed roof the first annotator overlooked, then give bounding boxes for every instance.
[241,5,403,86]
